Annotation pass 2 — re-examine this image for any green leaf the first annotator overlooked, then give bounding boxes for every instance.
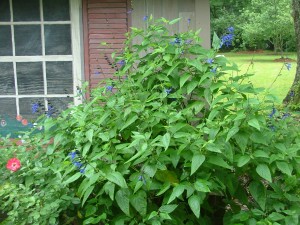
[180,73,190,88]
[82,185,95,206]
[169,18,181,25]
[249,181,266,211]
[212,32,221,50]
[82,143,92,157]
[226,126,239,142]
[116,189,130,216]
[120,115,138,131]
[86,129,94,143]
[130,190,147,216]
[162,133,171,150]
[159,204,178,214]
[256,164,272,182]
[237,155,251,167]
[276,161,292,176]
[208,156,233,170]
[194,179,210,192]
[106,171,128,188]
[167,184,185,204]
[248,118,260,131]
[188,195,201,218]
[186,81,198,94]
[191,154,205,175]
[85,205,97,217]
[156,182,171,196]
[64,172,82,185]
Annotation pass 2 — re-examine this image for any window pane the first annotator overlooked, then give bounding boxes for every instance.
[46,61,73,94]
[0,0,10,21]
[0,26,12,56]
[45,25,71,55]
[43,0,70,21]
[12,0,40,21]
[17,62,44,95]
[47,97,73,117]
[15,25,42,56]
[0,62,15,95]
[19,97,45,120]
[0,98,16,116]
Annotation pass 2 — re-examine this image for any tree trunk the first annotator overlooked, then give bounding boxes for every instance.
[283,0,300,105]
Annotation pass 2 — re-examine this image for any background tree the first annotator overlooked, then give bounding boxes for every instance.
[284,0,300,105]
[241,0,295,54]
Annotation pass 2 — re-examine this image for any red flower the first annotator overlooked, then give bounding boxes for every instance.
[6,158,21,172]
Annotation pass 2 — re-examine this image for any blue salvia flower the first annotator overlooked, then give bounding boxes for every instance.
[117,60,126,66]
[220,33,234,48]
[206,58,214,64]
[31,103,39,114]
[227,26,234,33]
[290,90,295,97]
[210,68,217,73]
[187,18,191,25]
[138,175,146,184]
[174,37,181,44]
[46,105,54,118]
[165,88,172,95]
[269,107,276,118]
[282,113,290,120]
[285,63,292,71]
[69,151,77,160]
[185,39,192,44]
[106,85,113,91]
[143,16,148,21]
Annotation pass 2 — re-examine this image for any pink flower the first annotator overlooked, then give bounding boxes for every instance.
[6,158,21,172]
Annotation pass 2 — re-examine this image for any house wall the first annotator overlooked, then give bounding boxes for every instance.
[131,0,211,48]
[82,0,130,89]
[82,0,210,90]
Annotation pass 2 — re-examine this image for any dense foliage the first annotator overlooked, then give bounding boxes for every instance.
[1,19,300,225]
[211,0,295,52]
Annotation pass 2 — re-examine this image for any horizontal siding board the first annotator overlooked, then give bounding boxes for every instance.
[84,0,128,89]
[88,3,126,8]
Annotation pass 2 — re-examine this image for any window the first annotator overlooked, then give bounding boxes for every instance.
[0,0,82,136]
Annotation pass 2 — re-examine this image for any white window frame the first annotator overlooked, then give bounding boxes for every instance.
[0,0,83,115]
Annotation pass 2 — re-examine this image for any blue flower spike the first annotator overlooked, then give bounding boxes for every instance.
[143,16,148,21]
[106,85,113,92]
[165,88,172,95]
[31,103,39,114]
[206,58,214,64]
[285,63,292,71]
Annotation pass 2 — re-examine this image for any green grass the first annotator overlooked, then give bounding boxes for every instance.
[222,51,297,103]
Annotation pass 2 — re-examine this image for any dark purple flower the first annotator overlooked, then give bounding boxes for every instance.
[138,175,146,184]
[290,91,295,97]
[187,18,191,25]
[143,16,148,21]
[282,113,290,119]
[174,37,181,44]
[269,107,276,118]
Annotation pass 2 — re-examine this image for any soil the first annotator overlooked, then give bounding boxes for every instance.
[273,57,296,62]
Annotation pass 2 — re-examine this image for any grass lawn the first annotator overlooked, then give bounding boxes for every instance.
[223,51,297,103]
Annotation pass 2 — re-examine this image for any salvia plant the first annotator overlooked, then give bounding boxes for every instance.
[0,18,300,225]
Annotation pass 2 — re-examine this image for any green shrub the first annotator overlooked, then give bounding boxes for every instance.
[1,18,300,225]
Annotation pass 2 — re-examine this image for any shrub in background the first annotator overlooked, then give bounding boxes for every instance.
[0,18,300,225]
